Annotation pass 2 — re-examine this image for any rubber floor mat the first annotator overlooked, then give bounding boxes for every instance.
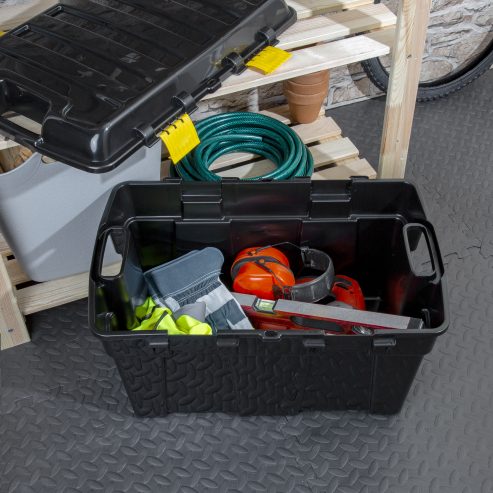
[1,71,493,493]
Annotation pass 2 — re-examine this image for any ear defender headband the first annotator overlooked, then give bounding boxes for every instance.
[231,245,335,303]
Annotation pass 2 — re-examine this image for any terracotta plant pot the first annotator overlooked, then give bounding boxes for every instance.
[287,70,329,89]
[283,70,330,124]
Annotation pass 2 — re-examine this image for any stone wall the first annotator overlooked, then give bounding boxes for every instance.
[197,0,492,117]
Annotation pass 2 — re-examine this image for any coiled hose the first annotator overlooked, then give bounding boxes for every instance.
[173,112,314,181]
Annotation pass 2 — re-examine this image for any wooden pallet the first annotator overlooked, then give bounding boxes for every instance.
[162,105,376,181]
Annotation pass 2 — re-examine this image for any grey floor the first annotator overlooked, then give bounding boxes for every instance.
[1,71,493,493]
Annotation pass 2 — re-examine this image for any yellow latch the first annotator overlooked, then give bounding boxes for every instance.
[246,46,292,75]
[159,113,200,164]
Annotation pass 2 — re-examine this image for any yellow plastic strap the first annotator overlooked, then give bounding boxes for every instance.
[246,46,292,75]
[0,32,5,37]
[159,113,200,164]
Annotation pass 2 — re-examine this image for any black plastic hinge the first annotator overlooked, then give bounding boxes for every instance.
[204,77,222,94]
[373,337,397,348]
[134,124,156,146]
[223,52,247,74]
[256,26,278,46]
[172,91,198,114]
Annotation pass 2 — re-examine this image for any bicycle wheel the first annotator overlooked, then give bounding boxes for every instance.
[362,1,493,102]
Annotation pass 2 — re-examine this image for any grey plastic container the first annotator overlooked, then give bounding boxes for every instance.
[0,142,161,282]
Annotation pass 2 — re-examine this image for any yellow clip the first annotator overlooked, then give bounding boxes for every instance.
[0,31,6,37]
[246,46,292,75]
[159,113,200,164]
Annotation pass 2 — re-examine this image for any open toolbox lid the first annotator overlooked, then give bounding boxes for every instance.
[0,0,296,173]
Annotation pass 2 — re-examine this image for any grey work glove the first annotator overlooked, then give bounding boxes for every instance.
[144,247,253,333]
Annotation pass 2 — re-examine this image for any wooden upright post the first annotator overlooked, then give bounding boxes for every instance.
[378,0,432,178]
[0,254,30,350]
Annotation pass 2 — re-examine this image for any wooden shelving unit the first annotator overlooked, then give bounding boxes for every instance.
[0,0,431,349]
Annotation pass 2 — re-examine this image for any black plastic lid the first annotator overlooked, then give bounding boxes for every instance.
[0,0,296,172]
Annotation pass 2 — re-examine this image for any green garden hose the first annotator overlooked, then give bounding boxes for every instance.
[174,112,314,181]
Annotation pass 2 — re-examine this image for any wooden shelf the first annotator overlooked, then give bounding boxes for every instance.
[279,3,396,51]
[204,30,394,99]
[203,1,396,99]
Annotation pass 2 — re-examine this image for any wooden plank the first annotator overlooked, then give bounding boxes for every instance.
[203,29,394,100]
[0,116,42,154]
[5,259,30,286]
[0,233,12,257]
[17,273,89,316]
[0,145,33,173]
[0,257,30,350]
[17,262,121,316]
[216,137,359,179]
[260,105,296,125]
[311,138,360,169]
[312,158,376,180]
[378,0,431,178]
[286,0,373,19]
[161,160,171,180]
[278,4,396,51]
[0,138,19,152]
[5,115,42,135]
[210,117,341,171]
[0,0,57,31]
[366,24,397,47]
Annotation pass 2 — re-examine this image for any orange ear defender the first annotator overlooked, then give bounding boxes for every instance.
[331,275,366,310]
[231,245,334,303]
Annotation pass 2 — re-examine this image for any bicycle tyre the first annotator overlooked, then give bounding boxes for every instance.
[361,38,493,102]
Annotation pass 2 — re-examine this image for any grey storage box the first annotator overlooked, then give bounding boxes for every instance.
[0,142,161,282]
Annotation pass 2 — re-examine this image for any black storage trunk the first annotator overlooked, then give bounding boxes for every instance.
[89,179,448,417]
[0,0,295,172]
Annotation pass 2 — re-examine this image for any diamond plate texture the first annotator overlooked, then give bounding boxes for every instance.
[109,336,376,417]
[1,72,493,492]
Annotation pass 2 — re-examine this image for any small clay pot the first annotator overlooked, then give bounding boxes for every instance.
[285,80,328,96]
[292,70,329,84]
[283,70,330,124]
[283,89,326,105]
[288,70,329,86]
